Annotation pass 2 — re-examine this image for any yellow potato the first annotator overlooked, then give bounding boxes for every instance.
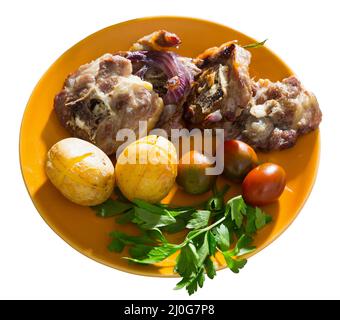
[45,138,115,206]
[115,135,177,203]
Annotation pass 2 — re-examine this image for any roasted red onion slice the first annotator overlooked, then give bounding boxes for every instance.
[126,51,194,105]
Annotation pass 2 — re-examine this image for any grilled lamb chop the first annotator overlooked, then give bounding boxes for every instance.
[54,54,163,155]
[238,76,321,150]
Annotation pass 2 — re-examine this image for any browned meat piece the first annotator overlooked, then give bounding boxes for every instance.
[184,43,252,128]
[127,30,201,134]
[54,54,163,155]
[195,40,238,68]
[184,40,321,151]
[156,104,185,132]
[123,46,201,134]
[155,56,202,132]
[54,31,322,155]
[130,30,181,51]
[238,76,322,150]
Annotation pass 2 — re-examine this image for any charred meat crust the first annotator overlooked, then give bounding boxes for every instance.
[184,43,252,126]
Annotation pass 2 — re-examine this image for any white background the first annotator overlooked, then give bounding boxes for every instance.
[1,0,339,300]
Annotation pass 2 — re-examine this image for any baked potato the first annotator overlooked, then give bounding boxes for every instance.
[115,135,177,203]
[45,138,115,206]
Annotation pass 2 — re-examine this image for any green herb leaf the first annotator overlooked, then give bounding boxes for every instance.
[108,238,125,253]
[243,39,267,49]
[163,218,187,233]
[176,242,199,279]
[228,196,247,228]
[133,207,176,230]
[197,268,205,288]
[186,210,211,229]
[265,214,273,224]
[147,228,168,244]
[109,231,154,246]
[92,199,132,217]
[133,199,168,215]
[245,206,257,234]
[204,257,216,279]
[206,184,230,213]
[223,253,247,273]
[187,268,205,295]
[232,234,255,257]
[176,267,205,296]
[115,209,135,225]
[196,233,210,266]
[212,222,230,251]
[129,244,153,259]
[107,230,160,254]
[255,207,267,229]
[207,231,217,255]
[235,234,253,252]
[165,207,196,218]
[126,243,180,264]
[174,277,190,290]
[206,197,223,213]
[163,208,198,233]
[236,247,256,257]
[245,206,272,234]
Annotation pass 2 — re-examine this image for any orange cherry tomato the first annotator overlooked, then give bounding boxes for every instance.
[242,163,286,206]
[222,140,258,182]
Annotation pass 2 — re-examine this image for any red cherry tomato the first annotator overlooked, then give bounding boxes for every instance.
[242,163,286,206]
[222,140,258,182]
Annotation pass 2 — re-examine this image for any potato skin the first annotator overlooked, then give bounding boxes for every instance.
[45,138,115,206]
[115,135,177,203]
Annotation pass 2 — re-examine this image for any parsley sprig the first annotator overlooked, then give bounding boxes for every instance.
[92,186,271,295]
[92,188,197,232]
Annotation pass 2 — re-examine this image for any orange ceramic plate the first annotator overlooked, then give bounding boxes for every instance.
[20,16,320,277]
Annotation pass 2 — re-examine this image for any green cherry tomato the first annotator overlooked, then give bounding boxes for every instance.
[177,150,217,195]
[242,163,286,206]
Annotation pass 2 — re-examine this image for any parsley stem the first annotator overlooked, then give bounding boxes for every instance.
[167,208,195,218]
[186,216,226,242]
[243,39,267,49]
